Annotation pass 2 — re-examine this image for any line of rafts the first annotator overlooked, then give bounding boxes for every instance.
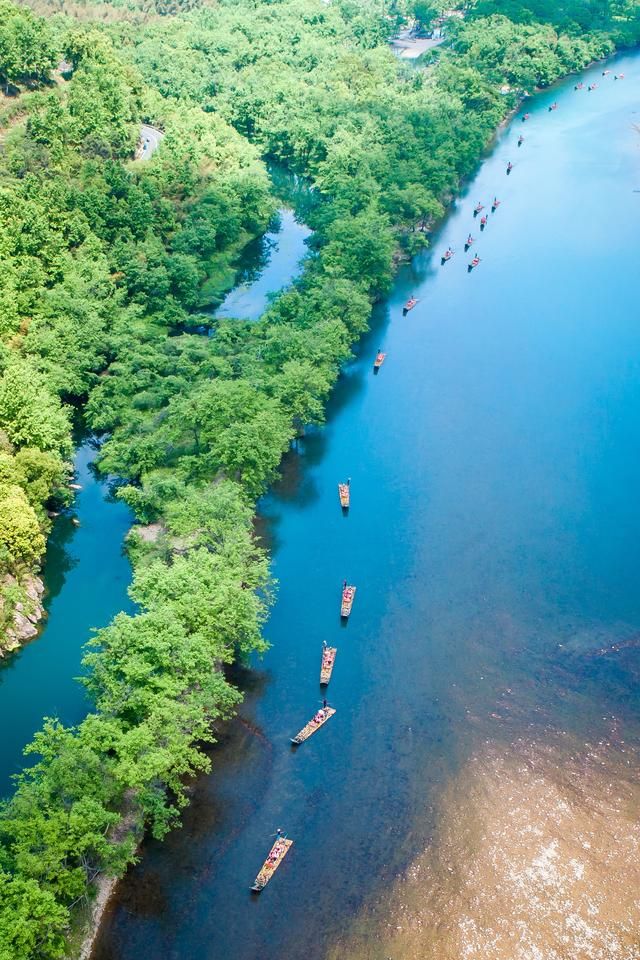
[253,107,541,894]
[575,71,623,91]
[251,595,347,888]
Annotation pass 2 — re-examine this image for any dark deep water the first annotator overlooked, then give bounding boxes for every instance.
[91,56,640,960]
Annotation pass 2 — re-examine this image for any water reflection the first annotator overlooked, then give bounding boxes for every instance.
[0,441,133,796]
[214,209,311,321]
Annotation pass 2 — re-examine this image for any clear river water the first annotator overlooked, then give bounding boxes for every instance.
[93,54,640,960]
[21,54,640,960]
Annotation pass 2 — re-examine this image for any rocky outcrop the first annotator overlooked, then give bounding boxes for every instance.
[0,573,45,655]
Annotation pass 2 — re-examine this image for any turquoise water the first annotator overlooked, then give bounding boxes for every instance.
[94,54,640,960]
[214,209,311,320]
[0,442,134,796]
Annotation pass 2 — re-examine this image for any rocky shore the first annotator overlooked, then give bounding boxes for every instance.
[0,573,45,655]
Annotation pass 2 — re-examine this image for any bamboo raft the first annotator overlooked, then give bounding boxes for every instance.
[290,706,336,745]
[373,351,386,370]
[341,584,356,618]
[338,480,350,509]
[251,836,293,892]
[403,297,418,314]
[320,646,337,685]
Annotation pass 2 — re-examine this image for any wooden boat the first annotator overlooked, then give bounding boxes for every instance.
[341,583,356,618]
[338,479,350,509]
[251,835,293,892]
[373,351,386,370]
[290,706,336,745]
[403,296,418,314]
[320,645,337,685]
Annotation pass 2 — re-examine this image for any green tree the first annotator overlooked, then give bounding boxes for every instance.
[0,485,45,571]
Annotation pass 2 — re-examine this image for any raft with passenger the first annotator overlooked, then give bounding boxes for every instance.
[338,479,350,510]
[403,296,418,314]
[341,582,356,618]
[251,833,293,892]
[468,255,481,272]
[291,705,336,745]
[373,351,386,370]
[473,202,484,216]
[441,248,454,264]
[320,645,337,685]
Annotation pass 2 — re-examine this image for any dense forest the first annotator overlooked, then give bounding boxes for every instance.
[0,0,639,956]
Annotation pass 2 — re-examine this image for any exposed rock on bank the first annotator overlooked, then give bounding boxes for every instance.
[0,573,45,655]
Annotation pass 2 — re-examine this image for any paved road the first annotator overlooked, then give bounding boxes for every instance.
[136,124,164,161]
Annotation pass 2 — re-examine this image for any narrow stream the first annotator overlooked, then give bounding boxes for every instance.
[0,441,133,796]
[214,208,311,321]
[95,53,640,960]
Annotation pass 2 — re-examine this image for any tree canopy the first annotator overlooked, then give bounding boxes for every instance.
[1,0,639,954]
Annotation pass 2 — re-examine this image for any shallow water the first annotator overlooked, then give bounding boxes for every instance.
[95,56,640,960]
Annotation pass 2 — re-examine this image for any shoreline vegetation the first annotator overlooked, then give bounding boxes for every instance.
[1,1,639,957]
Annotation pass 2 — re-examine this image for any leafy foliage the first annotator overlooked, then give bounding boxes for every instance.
[1,0,639,955]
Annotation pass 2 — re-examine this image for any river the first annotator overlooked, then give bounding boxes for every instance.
[89,53,639,959]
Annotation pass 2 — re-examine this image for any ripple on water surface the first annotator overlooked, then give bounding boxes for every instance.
[331,730,640,960]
